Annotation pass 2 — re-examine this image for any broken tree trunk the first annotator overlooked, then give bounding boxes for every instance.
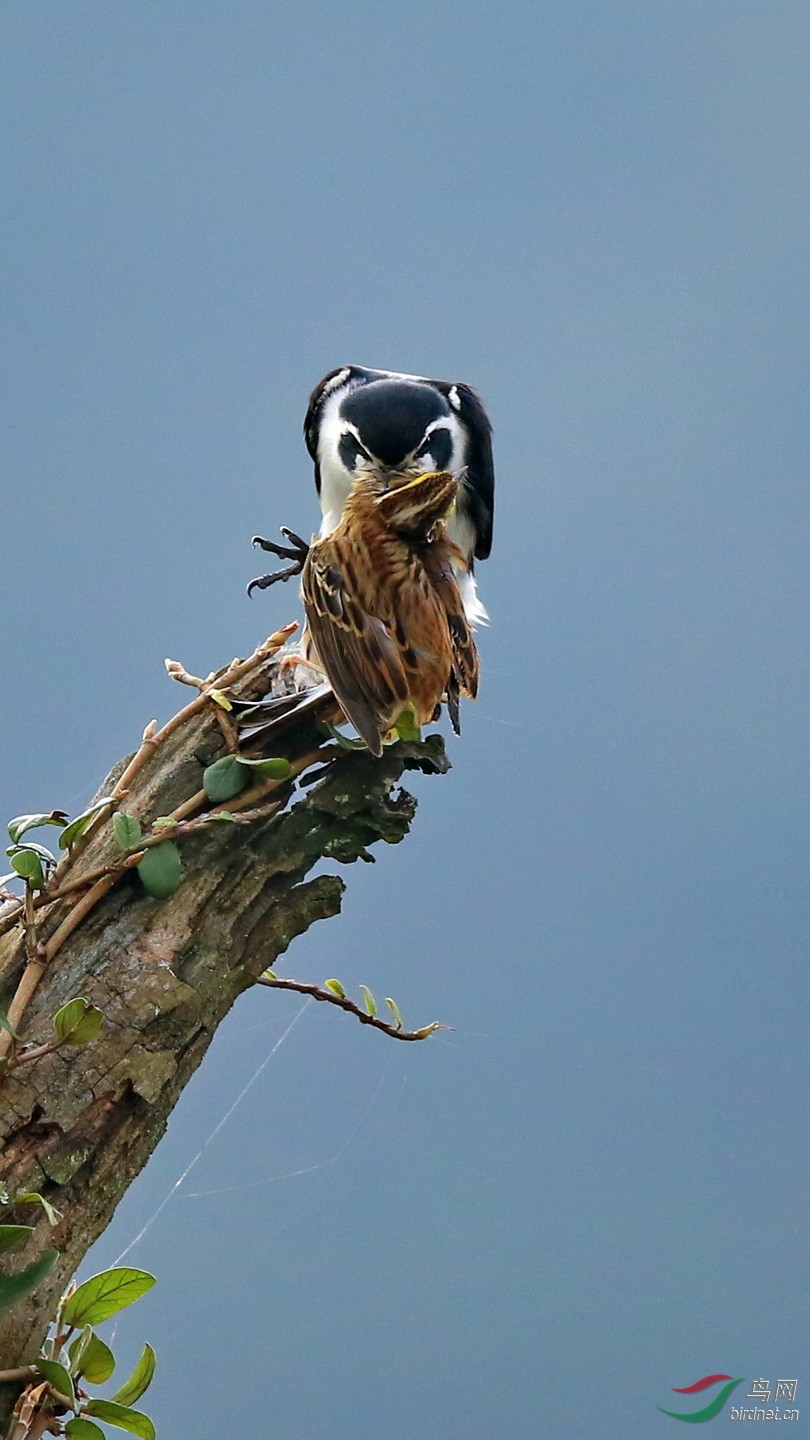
[0,624,448,1403]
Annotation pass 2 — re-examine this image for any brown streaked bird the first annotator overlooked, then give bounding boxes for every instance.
[292,469,479,756]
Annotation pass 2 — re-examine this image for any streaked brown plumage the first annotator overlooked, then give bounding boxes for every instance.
[302,470,479,756]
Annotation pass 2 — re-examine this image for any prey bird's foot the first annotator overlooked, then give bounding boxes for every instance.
[278,654,326,678]
[247,527,310,598]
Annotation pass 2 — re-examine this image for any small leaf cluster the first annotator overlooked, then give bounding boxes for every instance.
[0,1185,63,1315]
[53,997,104,1046]
[0,1257,157,1439]
[0,995,103,1072]
[202,752,291,802]
[3,804,114,891]
[263,971,441,1039]
[324,977,404,1028]
[2,741,291,913]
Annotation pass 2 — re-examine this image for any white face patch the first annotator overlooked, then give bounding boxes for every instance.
[312,369,473,549]
[321,366,352,396]
[316,384,362,534]
[443,411,467,473]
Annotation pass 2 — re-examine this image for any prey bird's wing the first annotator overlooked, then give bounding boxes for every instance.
[422,546,480,702]
[303,544,409,757]
[234,682,338,746]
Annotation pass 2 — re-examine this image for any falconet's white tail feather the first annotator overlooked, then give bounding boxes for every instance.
[457,567,489,627]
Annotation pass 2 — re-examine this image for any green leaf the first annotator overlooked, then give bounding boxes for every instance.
[151,816,177,831]
[0,1008,20,1040]
[36,1358,75,1405]
[394,704,421,742]
[323,723,367,751]
[14,1191,62,1226]
[359,985,377,1017]
[7,812,68,843]
[324,978,346,998]
[202,755,248,802]
[113,813,142,851]
[7,840,56,862]
[85,1400,155,1439]
[53,998,103,1047]
[0,1248,58,1314]
[233,755,292,779]
[385,997,403,1029]
[137,842,182,900]
[66,1421,106,1440]
[112,1343,155,1405]
[67,1326,92,1374]
[200,810,238,823]
[208,687,232,710]
[63,1267,155,1327]
[8,848,46,889]
[70,1328,116,1384]
[0,1224,33,1256]
[58,799,115,850]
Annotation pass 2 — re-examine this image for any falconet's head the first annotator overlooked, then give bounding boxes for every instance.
[305,364,495,625]
[318,376,464,491]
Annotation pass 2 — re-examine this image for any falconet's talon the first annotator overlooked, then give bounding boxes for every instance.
[246,564,301,596]
[251,529,310,562]
[247,527,311,597]
[278,526,309,552]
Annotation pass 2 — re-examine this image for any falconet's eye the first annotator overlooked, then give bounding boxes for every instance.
[338,432,373,470]
[416,427,452,470]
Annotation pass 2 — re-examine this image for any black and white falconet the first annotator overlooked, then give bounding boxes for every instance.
[304,365,495,625]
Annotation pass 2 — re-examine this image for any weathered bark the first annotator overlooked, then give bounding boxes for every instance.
[0,633,448,1397]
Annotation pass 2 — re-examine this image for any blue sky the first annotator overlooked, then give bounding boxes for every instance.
[1,4,808,1436]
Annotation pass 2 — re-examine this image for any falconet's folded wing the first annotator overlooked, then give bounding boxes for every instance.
[302,543,409,757]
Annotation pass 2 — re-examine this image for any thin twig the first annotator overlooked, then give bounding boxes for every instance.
[33,851,145,905]
[257,975,447,1042]
[0,628,328,1057]
[2,1036,63,1070]
[0,624,301,942]
[22,889,38,967]
[213,707,240,754]
[48,622,298,883]
[0,735,327,1057]
[42,876,118,964]
[0,951,48,1062]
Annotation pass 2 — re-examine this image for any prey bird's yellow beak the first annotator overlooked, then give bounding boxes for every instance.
[374,469,458,519]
